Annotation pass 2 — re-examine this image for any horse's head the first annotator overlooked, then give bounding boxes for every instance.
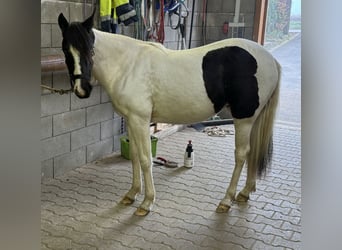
[58,10,95,99]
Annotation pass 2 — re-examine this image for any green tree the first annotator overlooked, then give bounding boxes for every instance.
[266,0,292,39]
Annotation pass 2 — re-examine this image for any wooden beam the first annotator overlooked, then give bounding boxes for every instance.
[253,0,268,45]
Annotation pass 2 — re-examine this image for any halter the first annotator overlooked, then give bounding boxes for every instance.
[40,47,95,95]
[41,74,86,95]
[70,47,94,84]
[70,73,83,87]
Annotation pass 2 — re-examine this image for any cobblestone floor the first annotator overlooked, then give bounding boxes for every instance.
[41,34,301,249]
[42,123,300,250]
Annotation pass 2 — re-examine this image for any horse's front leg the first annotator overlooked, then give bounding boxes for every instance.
[120,126,142,205]
[126,116,155,216]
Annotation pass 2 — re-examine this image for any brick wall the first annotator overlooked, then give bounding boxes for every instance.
[41,0,257,179]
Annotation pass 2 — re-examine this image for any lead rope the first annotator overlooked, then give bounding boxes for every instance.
[154,0,164,43]
[40,84,73,95]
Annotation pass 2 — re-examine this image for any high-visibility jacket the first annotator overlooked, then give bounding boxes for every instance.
[100,0,138,33]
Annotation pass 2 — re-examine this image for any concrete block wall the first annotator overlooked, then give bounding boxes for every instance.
[40,75,126,179]
[41,0,125,179]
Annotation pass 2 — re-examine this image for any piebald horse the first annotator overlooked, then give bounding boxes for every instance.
[58,10,281,216]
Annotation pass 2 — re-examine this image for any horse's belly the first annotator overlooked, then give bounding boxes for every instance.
[151,98,216,124]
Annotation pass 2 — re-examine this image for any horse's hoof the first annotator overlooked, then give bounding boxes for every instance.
[120,196,135,205]
[134,207,150,216]
[236,193,249,202]
[216,203,230,213]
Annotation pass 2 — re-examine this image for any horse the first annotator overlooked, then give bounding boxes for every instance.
[57,10,281,216]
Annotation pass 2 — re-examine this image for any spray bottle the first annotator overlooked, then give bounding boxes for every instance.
[184,140,194,168]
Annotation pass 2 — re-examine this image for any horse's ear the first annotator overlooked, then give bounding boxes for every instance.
[82,8,96,32]
[58,13,69,33]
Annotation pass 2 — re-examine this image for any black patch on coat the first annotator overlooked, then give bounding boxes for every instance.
[202,46,259,119]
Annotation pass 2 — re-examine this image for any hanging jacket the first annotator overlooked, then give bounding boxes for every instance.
[99,0,138,33]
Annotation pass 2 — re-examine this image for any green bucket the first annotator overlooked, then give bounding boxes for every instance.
[120,136,158,160]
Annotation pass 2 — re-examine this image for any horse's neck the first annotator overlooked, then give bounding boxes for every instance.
[92,29,139,86]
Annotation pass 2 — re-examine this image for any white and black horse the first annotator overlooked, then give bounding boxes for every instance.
[58,10,281,216]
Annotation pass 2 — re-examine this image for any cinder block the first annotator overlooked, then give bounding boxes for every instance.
[53,72,70,90]
[189,40,203,49]
[191,12,203,28]
[206,13,227,27]
[41,159,53,179]
[207,1,223,12]
[86,103,114,126]
[54,148,86,177]
[244,14,255,27]
[113,117,123,136]
[221,0,235,12]
[41,1,69,24]
[41,133,70,161]
[41,72,52,95]
[185,26,201,41]
[164,42,178,50]
[51,24,63,48]
[71,124,100,150]
[86,137,113,162]
[53,109,86,136]
[114,135,123,152]
[41,93,70,117]
[101,119,113,140]
[206,26,225,41]
[41,48,63,57]
[71,85,100,110]
[69,2,94,21]
[240,0,256,13]
[163,26,178,42]
[41,24,51,48]
[69,2,83,22]
[113,111,122,119]
[101,87,111,103]
[41,116,52,139]
[193,0,204,12]
[244,27,253,40]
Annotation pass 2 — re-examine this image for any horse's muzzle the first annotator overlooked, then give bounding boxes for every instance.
[74,88,91,99]
[74,80,92,99]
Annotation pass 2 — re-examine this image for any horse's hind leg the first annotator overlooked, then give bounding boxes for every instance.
[216,118,253,213]
[236,162,256,202]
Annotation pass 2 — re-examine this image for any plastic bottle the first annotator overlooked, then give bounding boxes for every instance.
[184,140,194,168]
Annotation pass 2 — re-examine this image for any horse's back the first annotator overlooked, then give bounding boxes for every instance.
[150,38,279,123]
